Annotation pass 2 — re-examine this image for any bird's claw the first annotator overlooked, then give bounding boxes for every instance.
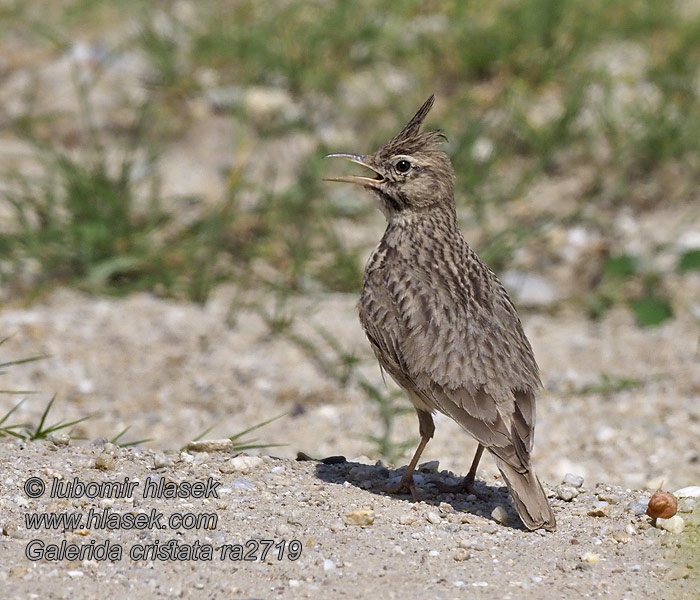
[384,477,420,501]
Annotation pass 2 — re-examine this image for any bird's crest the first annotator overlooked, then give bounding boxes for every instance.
[380,94,446,157]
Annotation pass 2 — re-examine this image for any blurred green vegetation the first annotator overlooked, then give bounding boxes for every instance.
[1,0,699,328]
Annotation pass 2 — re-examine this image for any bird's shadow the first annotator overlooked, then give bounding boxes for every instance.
[308,455,527,531]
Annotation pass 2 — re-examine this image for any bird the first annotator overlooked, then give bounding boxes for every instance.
[324,95,556,532]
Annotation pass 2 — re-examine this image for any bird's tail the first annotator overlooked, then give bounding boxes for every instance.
[492,456,556,532]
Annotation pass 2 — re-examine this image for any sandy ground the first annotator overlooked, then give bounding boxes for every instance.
[0,288,699,598]
[0,440,698,600]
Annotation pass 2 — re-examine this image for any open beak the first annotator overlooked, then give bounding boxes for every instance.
[323,153,384,188]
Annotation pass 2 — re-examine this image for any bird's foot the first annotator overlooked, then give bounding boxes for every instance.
[384,476,420,501]
[433,476,486,500]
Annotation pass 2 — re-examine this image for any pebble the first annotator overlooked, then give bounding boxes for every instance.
[427,511,442,525]
[674,486,700,498]
[556,485,579,501]
[187,439,233,453]
[655,515,684,534]
[491,506,508,525]
[344,508,375,526]
[328,520,345,532]
[47,432,70,446]
[275,523,292,536]
[153,452,171,469]
[459,539,486,551]
[678,498,696,513]
[418,460,439,473]
[322,559,336,572]
[580,552,600,563]
[587,501,610,517]
[94,454,115,471]
[563,473,584,488]
[225,455,263,473]
[399,513,416,525]
[627,499,649,516]
[453,548,470,561]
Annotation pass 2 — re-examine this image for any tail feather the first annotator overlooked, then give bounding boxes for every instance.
[492,455,556,532]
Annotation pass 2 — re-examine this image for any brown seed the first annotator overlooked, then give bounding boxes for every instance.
[646,491,678,519]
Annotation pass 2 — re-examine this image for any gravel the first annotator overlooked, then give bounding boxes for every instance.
[0,441,697,599]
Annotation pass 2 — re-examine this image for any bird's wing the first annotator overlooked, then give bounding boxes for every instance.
[383,247,541,469]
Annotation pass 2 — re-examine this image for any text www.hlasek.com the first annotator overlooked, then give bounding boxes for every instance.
[25,507,217,531]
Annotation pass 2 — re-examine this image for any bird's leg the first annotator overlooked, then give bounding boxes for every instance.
[434,444,485,497]
[384,409,434,499]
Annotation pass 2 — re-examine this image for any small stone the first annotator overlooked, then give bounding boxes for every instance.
[674,486,700,498]
[322,559,336,572]
[275,523,292,536]
[563,473,584,488]
[482,523,498,534]
[187,439,234,453]
[587,501,610,517]
[94,454,114,471]
[344,508,375,526]
[625,523,636,536]
[491,506,508,525]
[153,452,171,469]
[664,566,690,581]
[580,552,600,563]
[453,548,470,561]
[656,515,684,534]
[419,460,440,473]
[427,511,442,525]
[627,500,649,516]
[225,455,263,474]
[399,513,416,525]
[428,550,440,557]
[329,520,345,532]
[556,485,579,502]
[67,570,84,578]
[47,432,70,447]
[678,498,696,513]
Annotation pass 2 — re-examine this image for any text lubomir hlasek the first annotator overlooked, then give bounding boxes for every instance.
[48,476,220,499]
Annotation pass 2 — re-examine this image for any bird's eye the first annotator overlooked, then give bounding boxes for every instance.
[395,159,412,173]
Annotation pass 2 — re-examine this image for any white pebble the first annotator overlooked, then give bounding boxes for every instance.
[153,452,171,469]
[556,485,579,501]
[674,486,700,498]
[563,473,584,488]
[679,498,697,513]
[427,511,442,525]
[399,513,416,525]
[580,552,600,563]
[428,550,439,557]
[227,455,263,473]
[323,559,336,572]
[656,515,685,534]
[491,506,508,525]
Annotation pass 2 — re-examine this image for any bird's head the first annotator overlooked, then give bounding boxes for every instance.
[324,95,455,219]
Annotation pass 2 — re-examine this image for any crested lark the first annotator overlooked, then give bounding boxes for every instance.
[324,95,556,531]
